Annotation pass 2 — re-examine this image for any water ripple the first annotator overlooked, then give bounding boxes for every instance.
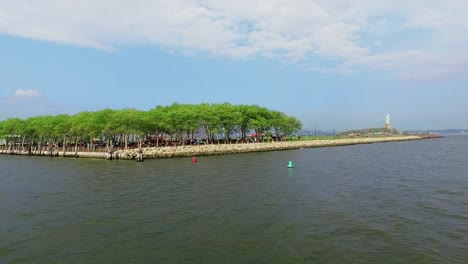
[1,136,468,263]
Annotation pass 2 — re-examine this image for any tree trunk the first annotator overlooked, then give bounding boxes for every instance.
[13,137,18,154]
[224,128,230,143]
[136,139,143,162]
[21,135,26,153]
[54,141,58,156]
[203,125,210,144]
[62,135,66,155]
[48,142,52,156]
[106,139,114,160]
[38,136,42,155]
[74,136,79,155]
[28,139,33,155]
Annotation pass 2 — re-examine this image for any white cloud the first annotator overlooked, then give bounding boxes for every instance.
[14,89,42,97]
[0,89,43,119]
[0,89,66,119]
[1,0,468,78]
[0,89,43,106]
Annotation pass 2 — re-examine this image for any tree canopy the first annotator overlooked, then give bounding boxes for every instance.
[0,103,302,147]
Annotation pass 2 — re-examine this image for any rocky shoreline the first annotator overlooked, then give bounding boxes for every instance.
[118,135,429,159]
[0,135,434,160]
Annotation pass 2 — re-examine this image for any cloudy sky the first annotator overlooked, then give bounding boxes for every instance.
[1,0,467,130]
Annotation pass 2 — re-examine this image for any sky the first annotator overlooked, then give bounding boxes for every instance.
[0,0,467,131]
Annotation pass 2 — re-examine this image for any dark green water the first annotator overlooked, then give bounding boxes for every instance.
[1,136,468,263]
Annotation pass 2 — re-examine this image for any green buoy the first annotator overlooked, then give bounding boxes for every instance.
[287,160,293,168]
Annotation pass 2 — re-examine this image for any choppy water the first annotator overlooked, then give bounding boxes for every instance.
[1,136,468,263]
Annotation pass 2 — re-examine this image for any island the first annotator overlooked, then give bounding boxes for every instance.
[0,104,440,160]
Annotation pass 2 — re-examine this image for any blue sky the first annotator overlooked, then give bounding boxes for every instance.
[1,1,467,131]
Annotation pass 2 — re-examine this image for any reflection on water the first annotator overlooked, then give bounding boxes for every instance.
[1,136,468,263]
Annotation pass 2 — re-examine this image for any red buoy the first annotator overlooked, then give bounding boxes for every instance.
[192,157,197,162]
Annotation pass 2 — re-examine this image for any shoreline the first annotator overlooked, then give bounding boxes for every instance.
[0,135,439,160]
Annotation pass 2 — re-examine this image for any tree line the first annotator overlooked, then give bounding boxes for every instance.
[0,103,302,152]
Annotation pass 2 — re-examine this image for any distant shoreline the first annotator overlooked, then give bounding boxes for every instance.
[0,135,440,160]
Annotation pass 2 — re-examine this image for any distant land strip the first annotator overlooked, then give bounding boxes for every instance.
[0,135,440,160]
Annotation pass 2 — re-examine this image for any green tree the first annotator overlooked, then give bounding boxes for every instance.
[0,118,23,151]
[269,110,287,137]
[279,116,302,138]
[0,103,305,150]
[237,105,259,139]
[198,103,221,143]
[147,105,169,146]
[213,103,242,141]
[250,106,273,141]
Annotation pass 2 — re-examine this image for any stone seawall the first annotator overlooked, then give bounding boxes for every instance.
[0,136,429,160]
[0,150,109,159]
[117,135,424,160]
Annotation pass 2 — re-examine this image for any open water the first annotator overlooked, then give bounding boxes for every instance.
[1,136,468,263]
